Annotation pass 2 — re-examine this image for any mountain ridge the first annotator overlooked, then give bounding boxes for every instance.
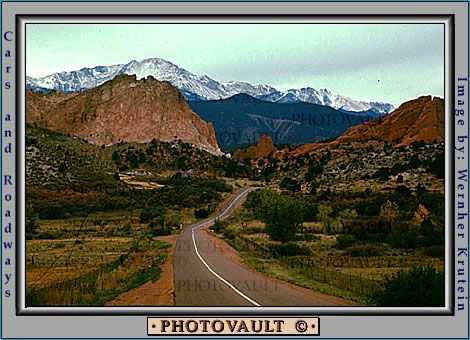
[27,56,394,114]
[188,92,368,151]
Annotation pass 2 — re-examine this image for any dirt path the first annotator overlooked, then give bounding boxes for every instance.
[105,235,177,306]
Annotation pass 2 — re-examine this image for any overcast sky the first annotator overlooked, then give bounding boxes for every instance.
[26,23,444,106]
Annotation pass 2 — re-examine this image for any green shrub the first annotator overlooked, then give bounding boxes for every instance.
[325,218,343,234]
[195,208,209,219]
[317,204,333,223]
[302,202,318,222]
[387,231,418,249]
[38,205,67,219]
[35,231,59,240]
[26,207,40,240]
[223,225,240,240]
[265,199,304,242]
[117,223,133,236]
[417,246,444,258]
[149,223,172,236]
[247,190,304,242]
[336,234,357,249]
[269,242,311,256]
[244,225,265,234]
[428,151,445,179]
[374,266,444,306]
[373,167,391,181]
[362,232,388,243]
[345,244,383,257]
[51,242,66,249]
[212,219,227,233]
[279,177,301,192]
[294,233,319,241]
[420,218,444,246]
[140,206,165,224]
[343,218,388,237]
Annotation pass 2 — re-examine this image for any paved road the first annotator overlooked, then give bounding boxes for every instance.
[173,187,354,307]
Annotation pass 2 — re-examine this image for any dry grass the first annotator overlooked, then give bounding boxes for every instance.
[26,210,174,306]
[27,237,133,288]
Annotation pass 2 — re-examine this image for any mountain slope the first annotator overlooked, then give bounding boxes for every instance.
[292,95,444,156]
[189,93,368,151]
[335,95,444,145]
[27,65,123,93]
[259,87,394,114]
[26,74,222,155]
[27,57,394,114]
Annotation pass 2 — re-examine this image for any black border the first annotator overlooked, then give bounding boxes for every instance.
[15,13,455,317]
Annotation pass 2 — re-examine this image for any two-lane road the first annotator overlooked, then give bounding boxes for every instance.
[173,187,354,307]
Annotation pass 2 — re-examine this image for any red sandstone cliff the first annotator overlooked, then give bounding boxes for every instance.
[26,74,221,155]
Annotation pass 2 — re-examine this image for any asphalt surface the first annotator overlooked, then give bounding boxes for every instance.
[173,187,353,307]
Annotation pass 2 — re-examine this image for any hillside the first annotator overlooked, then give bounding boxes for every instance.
[292,96,444,157]
[189,93,368,151]
[336,96,444,145]
[26,74,221,155]
[226,95,447,194]
[25,124,251,191]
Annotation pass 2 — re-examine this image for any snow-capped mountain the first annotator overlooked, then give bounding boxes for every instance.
[258,87,394,115]
[27,57,394,114]
[27,65,122,93]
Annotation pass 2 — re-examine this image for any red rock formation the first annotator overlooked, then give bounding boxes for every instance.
[336,95,444,146]
[233,134,277,160]
[289,96,444,157]
[26,74,221,155]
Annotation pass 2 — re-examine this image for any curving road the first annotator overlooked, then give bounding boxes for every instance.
[173,187,354,307]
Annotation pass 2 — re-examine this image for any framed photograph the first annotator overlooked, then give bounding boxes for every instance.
[1,0,468,338]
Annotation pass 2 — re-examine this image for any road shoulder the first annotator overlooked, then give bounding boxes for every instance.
[105,235,177,306]
[201,228,359,306]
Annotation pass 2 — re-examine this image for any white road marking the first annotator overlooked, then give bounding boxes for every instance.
[191,188,261,307]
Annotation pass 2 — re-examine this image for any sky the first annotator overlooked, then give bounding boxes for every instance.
[26,23,444,106]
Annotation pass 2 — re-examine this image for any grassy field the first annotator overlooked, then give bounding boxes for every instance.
[214,208,444,305]
[25,210,178,306]
[25,125,236,306]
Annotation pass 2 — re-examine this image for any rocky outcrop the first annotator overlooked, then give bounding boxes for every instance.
[26,74,221,155]
[290,96,444,157]
[335,96,444,146]
[233,134,277,161]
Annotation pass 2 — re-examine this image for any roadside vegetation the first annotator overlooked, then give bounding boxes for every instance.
[26,124,445,307]
[27,222,170,306]
[211,187,445,306]
[25,125,236,305]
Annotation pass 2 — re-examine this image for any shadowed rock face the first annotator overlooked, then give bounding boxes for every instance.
[189,93,369,151]
[26,74,222,155]
[335,96,444,146]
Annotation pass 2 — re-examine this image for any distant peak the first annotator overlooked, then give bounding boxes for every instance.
[141,57,174,65]
[225,93,261,103]
[26,56,395,115]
